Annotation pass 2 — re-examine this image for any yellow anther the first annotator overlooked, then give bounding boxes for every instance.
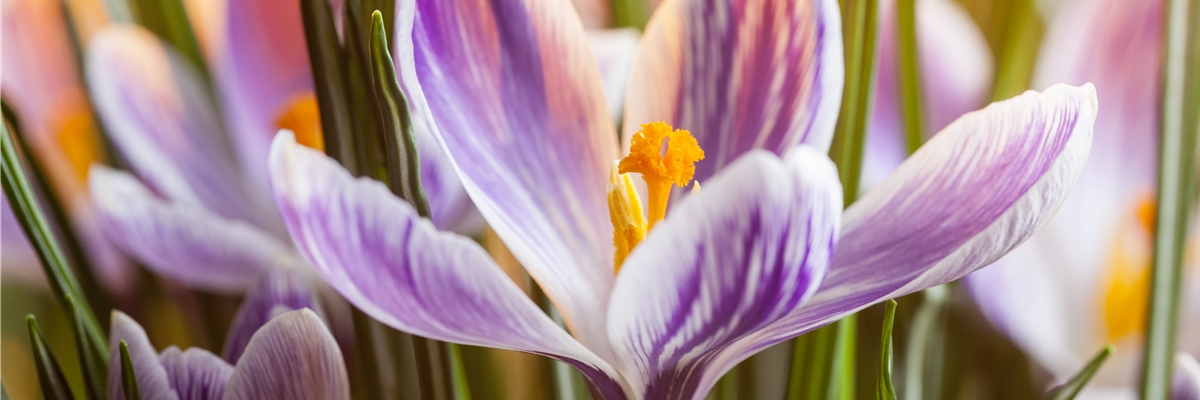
[53,105,102,183]
[1101,195,1155,341]
[609,165,647,273]
[617,122,704,229]
[276,92,324,152]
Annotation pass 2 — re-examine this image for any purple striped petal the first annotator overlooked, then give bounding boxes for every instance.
[89,166,292,292]
[607,147,841,400]
[0,0,85,144]
[222,309,349,400]
[217,0,314,216]
[863,0,993,189]
[158,347,234,400]
[621,0,844,187]
[223,267,325,363]
[86,27,262,228]
[108,311,180,400]
[1176,354,1200,400]
[269,134,628,399]
[393,0,620,357]
[694,83,1097,384]
[588,28,641,121]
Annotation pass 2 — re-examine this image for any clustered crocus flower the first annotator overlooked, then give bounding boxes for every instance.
[964,0,1200,397]
[267,0,1097,398]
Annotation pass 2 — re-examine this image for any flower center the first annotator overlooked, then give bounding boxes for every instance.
[276,92,324,151]
[609,122,704,273]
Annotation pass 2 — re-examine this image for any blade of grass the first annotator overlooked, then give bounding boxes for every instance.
[989,0,1041,101]
[1044,346,1112,400]
[28,315,75,400]
[3,114,109,360]
[67,294,107,399]
[1140,0,1200,398]
[127,0,206,78]
[876,300,898,400]
[119,341,142,400]
[897,0,923,154]
[300,0,358,171]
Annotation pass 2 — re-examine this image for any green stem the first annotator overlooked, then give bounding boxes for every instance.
[1139,0,1200,398]
[875,300,898,400]
[28,315,75,400]
[897,0,923,154]
[299,0,358,171]
[119,341,143,400]
[3,118,108,359]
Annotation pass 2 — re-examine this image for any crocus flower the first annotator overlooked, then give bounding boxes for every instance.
[963,0,1199,397]
[83,0,475,292]
[1,0,133,294]
[862,0,994,189]
[106,266,343,399]
[269,0,1097,398]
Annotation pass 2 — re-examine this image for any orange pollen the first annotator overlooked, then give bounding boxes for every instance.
[616,122,704,229]
[276,92,324,151]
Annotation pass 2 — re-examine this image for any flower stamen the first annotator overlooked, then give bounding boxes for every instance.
[276,92,324,151]
[617,122,704,229]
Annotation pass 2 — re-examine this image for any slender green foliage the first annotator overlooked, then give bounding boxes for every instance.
[830,0,879,203]
[299,0,358,170]
[119,341,142,400]
[896,0,923,154]
[28,315,75,400]
[876,300,898,400]
[1045,346,1112,400]
[989,0,1041,101]
[3,117,109,359]
[828,315,857,400]
[67,295,107,399]
[903,285,948,400]
[1140,0,1200,398]
[611,0,648,30]
[368,10,431,217]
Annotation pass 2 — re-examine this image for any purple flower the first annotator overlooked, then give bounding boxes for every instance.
[963,0,1199,397]
[106,268,341,399]
[268,0,1097,398]
[82,0,476,292]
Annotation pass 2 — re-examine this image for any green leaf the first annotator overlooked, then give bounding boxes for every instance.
[28,315,75,400]
[1140,0,1200,398]
[785,316,837,400]
[67,294,107,399]
[299,0,358,169]
[1045,346,1112,400]
[342,0,390,182]
[3,112,109,360]
[896,0,923,155]
[876,300,898,400]
[829,0,879,205]
[610,0,648,30]
[119,341,143,400]
[903,285,948,400]
[828,315,857,400]
[988,0,1042,102]
[367,10,431,218]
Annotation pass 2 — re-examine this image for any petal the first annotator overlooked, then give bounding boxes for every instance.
[108,311,180,400]
[158,347,234,400]
[1176,353,1200,400]
[621,0,844,186]
[269,134,629,399]
[863,0,994,189]
[216,0,314,214]
[222,309,349,400]
[86,27,263,228]
[89,165,291,292]
[701,83,1098,385]
[607,147,841,399]
[393,0,620,357]
[1,0,85,144]
[222,267,325,363]
[411,110,483,235]
[588,28,641,121]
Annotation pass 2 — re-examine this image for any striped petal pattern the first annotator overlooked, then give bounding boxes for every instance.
[393,0,620,357]
[269,134,628,398]
[692,84,1096,387]
[222,267,325,363]
[622,0,844,187]
[607,147,841,400]
[90,166,292,292]
[223,309,350,400]
[158,347,234,400]
[108,312,179,400]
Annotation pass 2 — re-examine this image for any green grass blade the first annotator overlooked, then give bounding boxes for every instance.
[876,300,898,400]
[3,115,109,358]
[119,341,142,400]
[897,0,923,154]
[28,315,76,400]
[368,10,431,217]
[300,0,358,170]
[1044,346,1112,400]
[67,295,107,399]
[827,315,857,400]
[1140,0,1200,398]
[128,0,206,77]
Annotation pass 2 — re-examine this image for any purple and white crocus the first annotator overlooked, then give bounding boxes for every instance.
[964,0,1199,398]
[268,0,1097,399]
[82,0,475,293]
